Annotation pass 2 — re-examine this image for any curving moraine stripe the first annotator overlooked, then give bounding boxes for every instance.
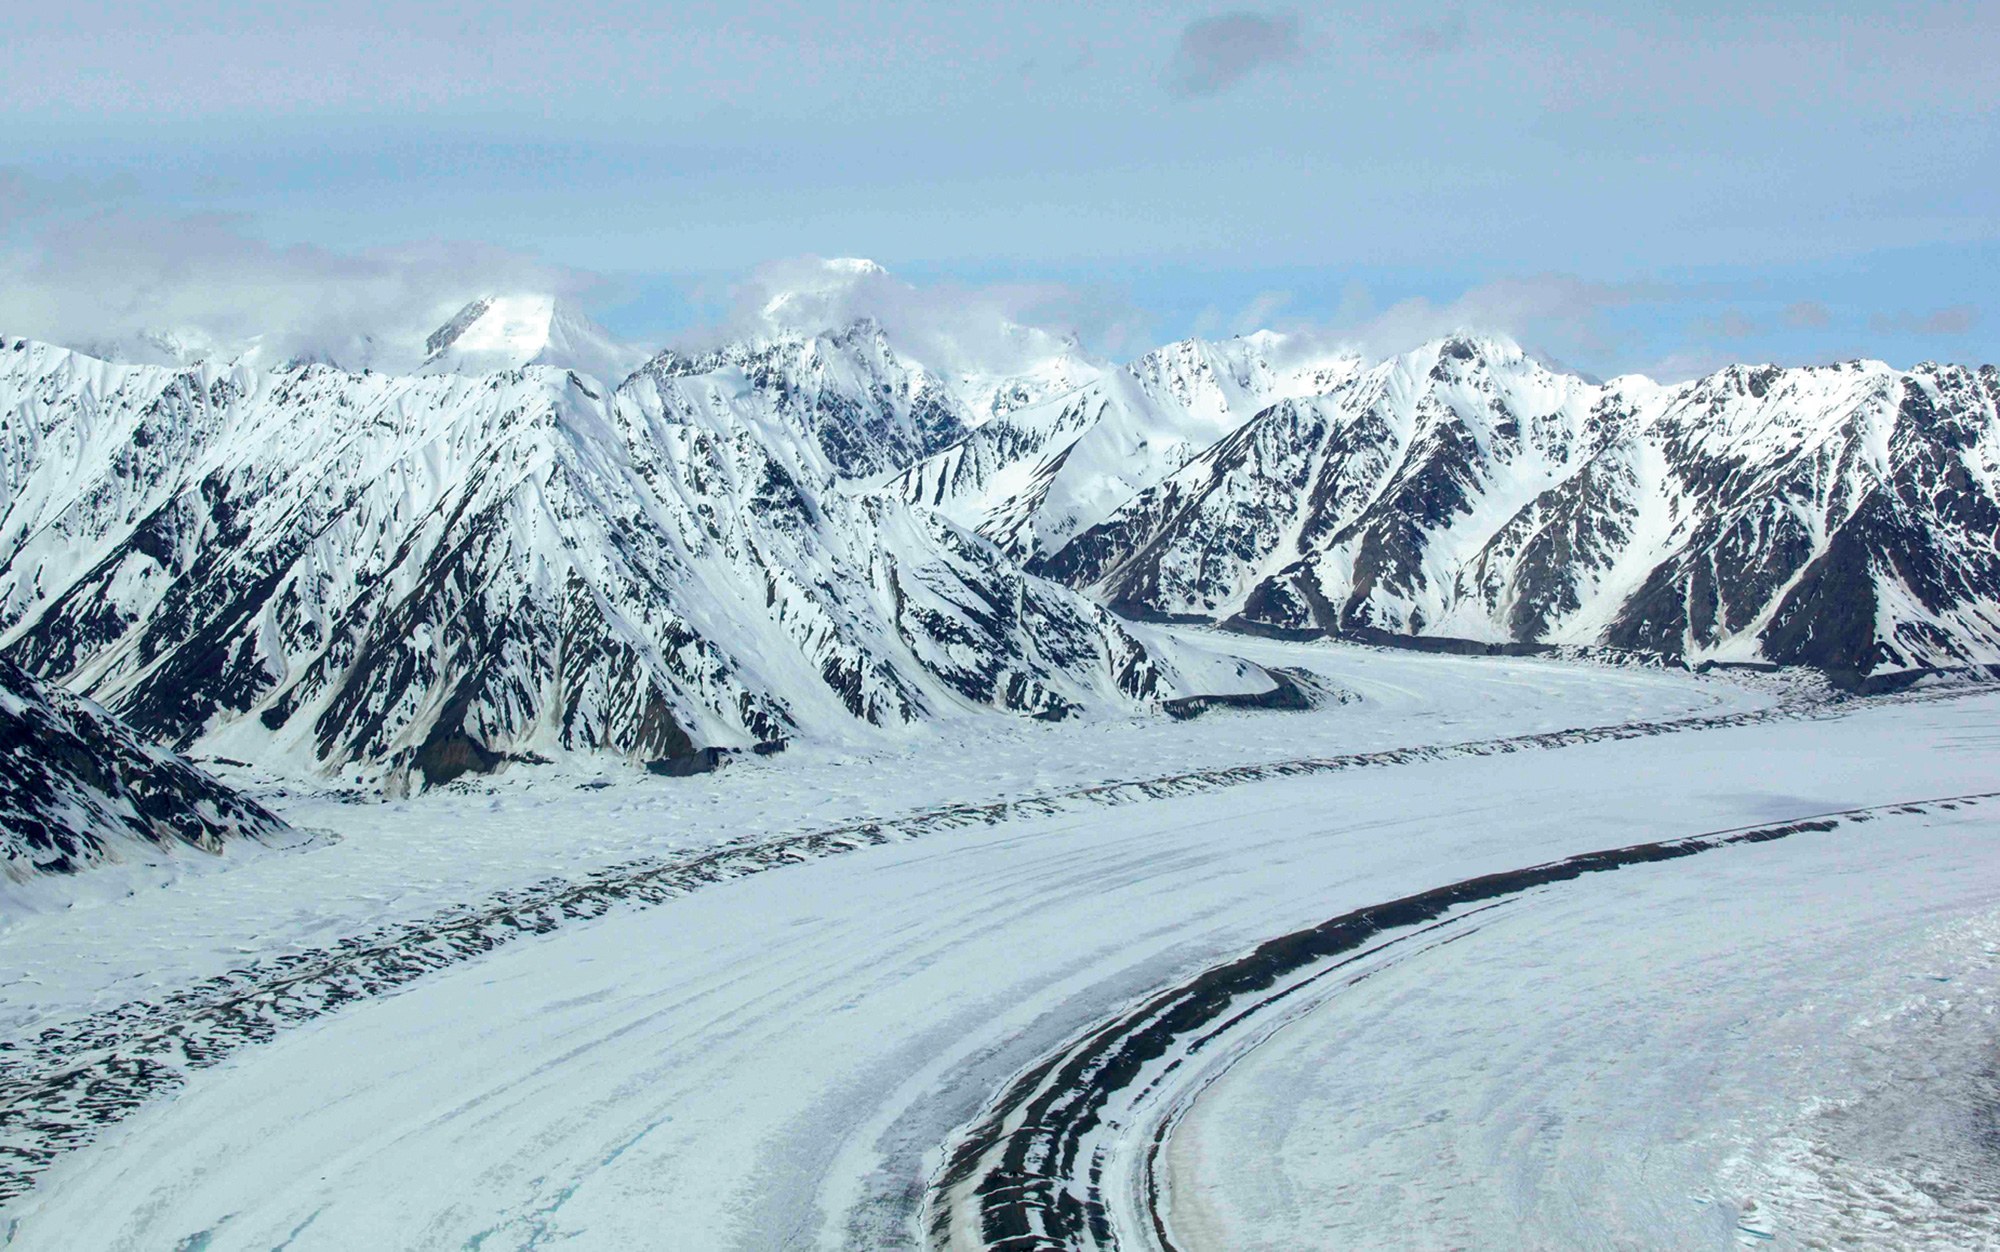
[0,682,1979,1207]
[923,790,2000,1252]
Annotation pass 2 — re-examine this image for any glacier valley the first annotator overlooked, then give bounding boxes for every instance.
[0,268,1995,1251]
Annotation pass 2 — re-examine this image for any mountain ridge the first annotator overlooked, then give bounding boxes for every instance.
[0,655,292,881]
[1038,337,2000,674]
[6,294,1998,800]
[890,330,1365,563]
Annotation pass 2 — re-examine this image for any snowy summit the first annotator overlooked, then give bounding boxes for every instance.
[420,294,651,383]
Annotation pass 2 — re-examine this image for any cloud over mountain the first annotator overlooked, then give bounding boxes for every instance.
[0,198,603,369]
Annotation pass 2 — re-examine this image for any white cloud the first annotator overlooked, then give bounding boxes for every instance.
[1387,10,1468,58]
[1230,290,1292,336]
[1254,274,1687,371]
[0,167,140,230]
[1781,300,1831,330]
[0,205,604,368]
[1871,305,1979,337]
[681,255,1157,373]
[1691,310,1759,340]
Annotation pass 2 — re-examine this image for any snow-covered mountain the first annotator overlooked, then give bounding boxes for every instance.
[0,656,290,880]
[1044,336,2000,675]
[11,268,2000,801]
[890,332,1363,563]
[419,295,650,384]
[638,318,980,479]
[0,333,1254,792]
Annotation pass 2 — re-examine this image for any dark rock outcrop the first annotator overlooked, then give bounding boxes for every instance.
[0,658,291,880]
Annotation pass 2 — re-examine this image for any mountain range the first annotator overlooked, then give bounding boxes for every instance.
[3,261,1995,806]
[0,306,1255,796]
[1030,338,2000,677]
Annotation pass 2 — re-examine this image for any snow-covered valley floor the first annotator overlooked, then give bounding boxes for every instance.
[2,635,1996,1250]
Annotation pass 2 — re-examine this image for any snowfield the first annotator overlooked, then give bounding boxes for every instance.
[2,637,1996,1250]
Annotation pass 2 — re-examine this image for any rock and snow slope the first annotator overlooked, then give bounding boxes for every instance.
[0,657,289,881]
[891,332,1361,562]
[0,334,1247,791]
[1045,336,2000,674]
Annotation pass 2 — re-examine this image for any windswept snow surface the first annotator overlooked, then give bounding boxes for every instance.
[1,640,1995,1250]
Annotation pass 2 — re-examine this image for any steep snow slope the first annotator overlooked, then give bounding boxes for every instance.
[891,332,1362,563]
[1047,336,2000,674]
[0,335,1251,791]
[0,657,290,881]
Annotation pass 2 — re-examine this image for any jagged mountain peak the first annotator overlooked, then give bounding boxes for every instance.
[890,329,1368,568]
[1122,330,1370,409]
[1126,330,1364,397]
[1432,330,1525,360]
[625,318,969,479]
[723,259,1107,424]
[630,307,1109,480]
[1349,333,1540,386]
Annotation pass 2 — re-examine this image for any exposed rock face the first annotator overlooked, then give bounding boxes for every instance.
[0,331,1221,791]
[0,657,290,880]
[1044,338,2000,674]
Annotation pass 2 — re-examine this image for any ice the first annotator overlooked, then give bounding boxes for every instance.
[1161,804,2000,1251]
[0,636,1994,1249]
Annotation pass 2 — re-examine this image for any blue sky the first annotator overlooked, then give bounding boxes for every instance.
[2,1,1992,378]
